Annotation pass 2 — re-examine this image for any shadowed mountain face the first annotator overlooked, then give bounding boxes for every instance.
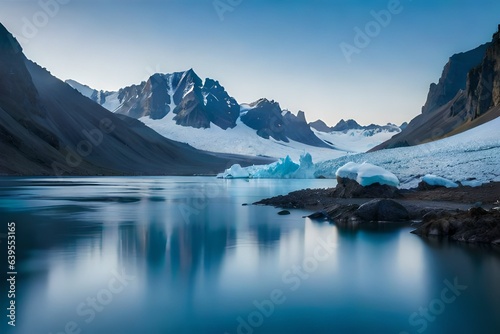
[240,98,332,148]
[0,23,271,176]
[373,26,500,151]
[421,43,491,115]
[71,70,241,130]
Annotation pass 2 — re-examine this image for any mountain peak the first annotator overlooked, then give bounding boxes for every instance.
[331,119,362,131]
[0,23,22,55]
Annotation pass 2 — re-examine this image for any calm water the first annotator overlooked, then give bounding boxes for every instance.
[0,177,499,334]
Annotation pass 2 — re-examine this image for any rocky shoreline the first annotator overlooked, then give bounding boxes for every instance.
[255,178,500,245]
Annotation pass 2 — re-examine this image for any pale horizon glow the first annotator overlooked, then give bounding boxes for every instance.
[1,0,499,126]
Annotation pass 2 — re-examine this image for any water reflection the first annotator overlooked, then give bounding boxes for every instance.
[0,177,499,334]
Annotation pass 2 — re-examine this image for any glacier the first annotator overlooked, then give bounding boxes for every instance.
[218,153,315,179]
[218,116,500,188]
[316,116,500,188]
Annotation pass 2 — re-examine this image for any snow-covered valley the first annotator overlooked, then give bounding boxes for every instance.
[219,116,500,188]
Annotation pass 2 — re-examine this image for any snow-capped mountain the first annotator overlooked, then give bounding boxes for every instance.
[67,72,399,161]
[66,70,330,145]
[68,70,240,129]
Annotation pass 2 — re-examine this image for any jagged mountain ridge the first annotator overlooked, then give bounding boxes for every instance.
[0,23,271,176]
[67,74,333,149]
[374,25,500,150]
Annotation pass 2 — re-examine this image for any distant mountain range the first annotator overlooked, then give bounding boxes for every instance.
[67,72,402,160]
[0,23,271,176]
[310,118,404,133]
[373,25,500,150]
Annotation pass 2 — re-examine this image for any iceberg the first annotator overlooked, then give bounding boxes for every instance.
[422,175,458,188]
[335,162,400,187]
[217,153,316,179]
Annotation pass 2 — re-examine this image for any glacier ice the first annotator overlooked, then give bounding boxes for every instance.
[217,164,250,179]
[218,153,315,179]
[422,175,458,188]
[315,117,500,188]
[336,162,400,187]
[216,117,500,187]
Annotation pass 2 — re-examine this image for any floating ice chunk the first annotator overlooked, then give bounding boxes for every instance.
[422,175,458,188]
[335,162,400,187]
[218,164,250,179]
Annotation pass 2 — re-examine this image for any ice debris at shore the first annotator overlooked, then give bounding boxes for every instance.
[336,162,400,187]
[422,175,459,188]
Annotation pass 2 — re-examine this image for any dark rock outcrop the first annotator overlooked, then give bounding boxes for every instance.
[330,177,401,199]
[421,43,490,115]
[412,209,500,244]
[308,199,410,223]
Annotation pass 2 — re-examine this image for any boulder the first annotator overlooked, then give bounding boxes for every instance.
[354,199,410,222]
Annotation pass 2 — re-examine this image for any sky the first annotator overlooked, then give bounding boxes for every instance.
[0,0,499,126]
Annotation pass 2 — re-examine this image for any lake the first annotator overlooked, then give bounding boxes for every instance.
[0,177,499,334]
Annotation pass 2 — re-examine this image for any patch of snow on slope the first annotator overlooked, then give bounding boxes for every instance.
[101,92,121,112]
[167,74,177,112]
[140,117,346,162]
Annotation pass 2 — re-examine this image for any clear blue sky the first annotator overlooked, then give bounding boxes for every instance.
[1,0,499,126]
